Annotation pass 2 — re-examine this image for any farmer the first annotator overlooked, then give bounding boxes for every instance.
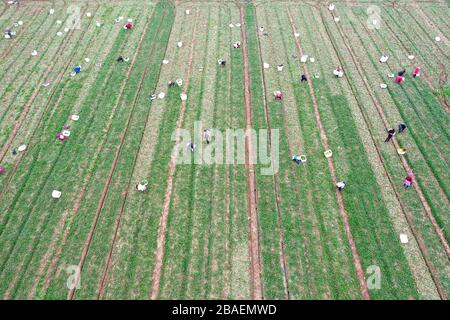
[233,41,241,49]
[0,165,4,175]
[385,128,396,142]
[124,22,133,30]
[274,90,283,101]
[218,59,226,67]
[203,129,211,144]
[168,80,176,87]
[12,148,17,156]
[117,56,125,63]
[301,74,307,82]
[413,66,421,78]
[398,68,406,77]
[395,75,405,84]
[398,122,407,133]
[292,155,302,165]
[336,181,346,192]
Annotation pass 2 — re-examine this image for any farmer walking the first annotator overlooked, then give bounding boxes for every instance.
[398,122,407,133]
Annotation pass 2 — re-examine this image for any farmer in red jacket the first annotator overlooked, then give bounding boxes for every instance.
[413,66,421,78]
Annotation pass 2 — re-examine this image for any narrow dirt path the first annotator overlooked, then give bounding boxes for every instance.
[149,10,200,300]
[0,5,91,164]
[325,9,450,261]
[287,8,370,300]
[239,6,263,301]
[66,11,164,300]
[253,5,291,300]
[318,8,446,300]
[33,30,133,297]
[95,10,175,300]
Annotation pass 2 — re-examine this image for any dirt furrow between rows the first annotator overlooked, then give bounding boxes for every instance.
[0,5,99,206]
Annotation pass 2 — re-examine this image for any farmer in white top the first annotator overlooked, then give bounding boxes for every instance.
[336,181,346,192]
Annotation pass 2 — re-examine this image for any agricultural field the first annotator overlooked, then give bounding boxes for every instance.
[0,0,448,300]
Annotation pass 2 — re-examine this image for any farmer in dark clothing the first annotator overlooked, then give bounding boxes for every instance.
[385,128,396,142]
[398,123,407,133]
[398,69,406,77]
[117,56,125,62]
[292,155,301,165]
[12,148,17,156]
[301,74,307,82]
[168,80,176,87]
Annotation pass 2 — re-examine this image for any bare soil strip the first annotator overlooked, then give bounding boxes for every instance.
[379,12,450,115]
[0,5,91,164]
[326,9,450,261]
[239,6,264,300]
[66,12,163,300]
[96,11,175,300]
[287,8,370,300]
[149,10,199,300]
